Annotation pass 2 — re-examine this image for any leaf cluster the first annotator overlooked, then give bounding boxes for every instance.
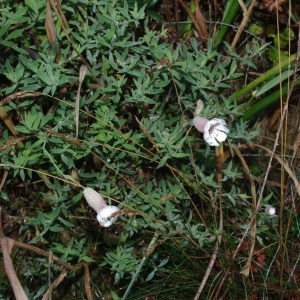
[0,0,286,299]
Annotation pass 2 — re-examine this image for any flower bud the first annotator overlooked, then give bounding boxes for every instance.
[83,187,120,227]
[265,206,276,216]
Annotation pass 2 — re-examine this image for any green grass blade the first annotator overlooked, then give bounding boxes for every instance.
[242,77,300,120]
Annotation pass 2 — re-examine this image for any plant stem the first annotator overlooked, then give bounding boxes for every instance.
[242,77,300,120]
[122,232,160,300]
[232,54,296,101]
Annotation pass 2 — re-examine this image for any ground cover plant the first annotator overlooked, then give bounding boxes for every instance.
[0,0,299,299]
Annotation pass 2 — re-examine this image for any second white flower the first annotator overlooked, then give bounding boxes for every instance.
[193,116,229,146]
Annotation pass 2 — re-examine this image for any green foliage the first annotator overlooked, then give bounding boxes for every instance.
[0,0,298,299]
[104,245,139,284]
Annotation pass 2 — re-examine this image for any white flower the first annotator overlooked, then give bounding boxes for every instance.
[265,206,276,216]
[97,205,120,227]
[83,187,120,227]
[193,116,229,146]
[203,118,229,146]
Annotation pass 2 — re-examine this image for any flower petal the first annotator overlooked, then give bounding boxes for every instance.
[193,116,208,133]
[203,118,229,146]
[97,205,120,227]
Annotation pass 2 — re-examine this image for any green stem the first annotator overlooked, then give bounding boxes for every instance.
[242,77,300,120]
[233,54,296,101]
[213,0,241,49]
[183,0,195,38]
[122,231,160,300]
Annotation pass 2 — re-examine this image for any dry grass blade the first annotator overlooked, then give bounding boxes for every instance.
[0,208,27,299]
[47,0,98,83]
[0,171,9,190]
[75,64,87,138]
[231,0,257,50]
[254,144,300,197]
[84,263,92,300]
[1,237,28,300]
[193,0,208,41]
[178,0,208,41]
[232,144,257,278]
[0,91,41,138]
[44,128,82,146]
[45,1,56,45]
[193,145,224,300]
[42,270,68,300]
[0,91,42,106]
[0,136,32,152]
[135,116,157,150]
[46,0,60,62]
[0,108,19,137]
[48,0,69,40]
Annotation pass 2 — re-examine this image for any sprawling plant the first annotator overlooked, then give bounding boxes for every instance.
[0,0,299,299]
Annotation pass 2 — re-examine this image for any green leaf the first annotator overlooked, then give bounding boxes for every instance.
[156,155,169,169]
[58,217,75,227]
[80,255,95,263]
[252,68,295,97]
[111,290,120,300]
[5,28,26,40]
[0,23,10,38]
[173,152,189,158]
[19,55,38,73]
[123,143,138,151]
[25,0,44,13]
